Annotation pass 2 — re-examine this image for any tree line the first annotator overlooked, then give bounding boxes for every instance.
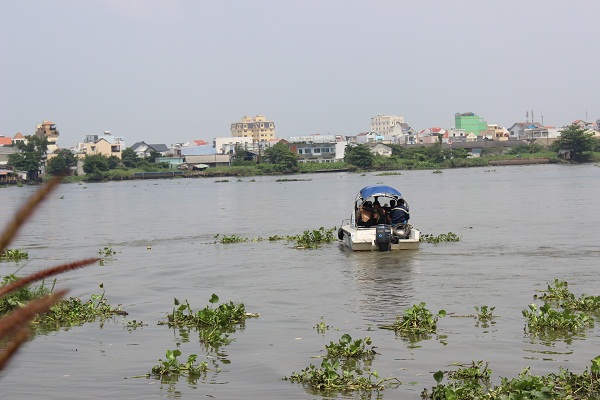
[5,125,599,182]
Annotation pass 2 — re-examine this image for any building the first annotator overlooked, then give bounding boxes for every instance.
[214,136,255,154]
[230,115,276,141]
[35,121,59,153]
[74,131,125,158]
[288,135,346,164]
[365,142,392,157]
[129,142,169,158]
[508,122,544,140]
[455,112,488,136]
[370,114,405,135]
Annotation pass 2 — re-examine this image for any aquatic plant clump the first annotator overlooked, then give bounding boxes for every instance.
[535,278,600,312]
[324,334,376,360]
[522,303,594,333]
[380,302,446,336]
[213,227,337,249]
[286,333,399,393]
[149,349,208,380]
[421,357,600,400]
[35,283,127,329]
[0,249,29,262]
[159,294,259,347]
[420,232,461,243]
[0,274,52,316]
[286,358,399,393]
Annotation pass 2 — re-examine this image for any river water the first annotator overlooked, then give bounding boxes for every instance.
[0,164,599,399]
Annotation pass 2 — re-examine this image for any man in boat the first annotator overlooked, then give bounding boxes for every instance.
[389,199,409,226]
[357,201,373,227]
[372,199,390,225]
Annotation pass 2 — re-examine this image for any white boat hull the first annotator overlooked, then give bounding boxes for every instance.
[340,224,420,251]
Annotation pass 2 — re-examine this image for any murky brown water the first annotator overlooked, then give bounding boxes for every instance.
[1,164,599,399]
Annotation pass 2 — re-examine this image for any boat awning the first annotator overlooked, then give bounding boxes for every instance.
[358,185,402,200]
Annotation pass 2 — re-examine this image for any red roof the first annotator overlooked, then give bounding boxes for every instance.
[0,137,12,145]
[194,140,209,146]
[14,132,25,139]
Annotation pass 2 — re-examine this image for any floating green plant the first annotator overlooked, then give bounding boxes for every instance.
[422,357,600,400]
[474,305,496,322]
[35,283,127,329]
[159,294,258,348]
[315,316,329,335]
[523,303,594,333]
[291,227,336,249]
[213,234,248,244]
[0,249,29,262]
[374,172,402,176]
[324,334,376,360]
[380,302,446,337]
[286,334,399,393]
[420,232,461,243]
[149,349,208,380]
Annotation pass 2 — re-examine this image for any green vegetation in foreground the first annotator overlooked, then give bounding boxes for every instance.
[158,293,259,348]
[380,302,446,340]
[420,232,461,243]
[523,278,599,339]
[0,274,52,316]
[0,277,126,331]
[421,357,600,399]
[149,349,209,381]
[315,316,330,335]
[34,283,127,330]
[0,249,29,261]
[286,333,400,393]
[214,227,336,249]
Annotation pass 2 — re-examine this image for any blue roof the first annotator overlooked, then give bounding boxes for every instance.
[359,185,402,199]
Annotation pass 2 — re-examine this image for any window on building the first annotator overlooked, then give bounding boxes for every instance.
[305,148,311,154]
[314,148,321,153]
[298,149,303,154]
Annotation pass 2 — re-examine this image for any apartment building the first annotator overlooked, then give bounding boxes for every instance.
[230,115,276,141]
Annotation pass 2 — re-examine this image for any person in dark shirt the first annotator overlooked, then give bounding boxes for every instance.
[389,199,409,226]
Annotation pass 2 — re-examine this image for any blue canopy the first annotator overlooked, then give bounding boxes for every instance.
[358,185,402,200]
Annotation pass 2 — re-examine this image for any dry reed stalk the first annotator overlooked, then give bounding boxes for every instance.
[0,176,63,253]
[0,327,30,372]
[0,290,67,340]
[0,258,99,298]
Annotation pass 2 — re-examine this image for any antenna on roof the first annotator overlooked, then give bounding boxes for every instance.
[541,112,544,125]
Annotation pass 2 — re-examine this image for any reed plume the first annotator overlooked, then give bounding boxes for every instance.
[1,177,95,373]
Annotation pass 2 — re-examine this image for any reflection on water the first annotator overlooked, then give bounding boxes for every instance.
[342,247,419,324]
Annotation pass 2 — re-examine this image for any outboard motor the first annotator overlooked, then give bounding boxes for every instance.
[375,224,392,252]
[392,223,411,239]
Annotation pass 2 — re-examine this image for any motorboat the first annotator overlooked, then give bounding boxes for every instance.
[338,185,420,251]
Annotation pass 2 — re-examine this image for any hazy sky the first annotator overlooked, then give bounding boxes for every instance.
[1,0,598,148]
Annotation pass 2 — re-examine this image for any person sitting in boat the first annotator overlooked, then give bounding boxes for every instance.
[372,200,390,225]
[389,199,409,226]
[372,207,389,225]
[357,201,373,227]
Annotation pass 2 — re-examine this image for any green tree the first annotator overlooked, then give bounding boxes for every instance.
[147,150,161,163]
[83,154,110,174]
[7,135,48,181]
[264,142,298,171]
[551,124,596,161]
[121,148,139,168]
[107,155,121,169]
[232,144,255,166]
[344,144,374,169]
[47,149,77,175]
